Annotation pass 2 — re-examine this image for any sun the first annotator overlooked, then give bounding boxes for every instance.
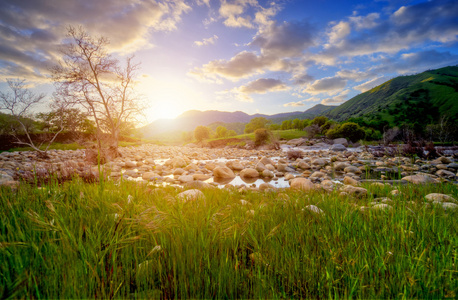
[138,75,203,122]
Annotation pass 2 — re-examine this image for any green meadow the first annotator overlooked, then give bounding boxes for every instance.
[1,179,457,299]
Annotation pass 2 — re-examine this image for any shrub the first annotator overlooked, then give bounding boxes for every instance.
[286,149,303,160]
[254,128,271,146]
[325,127,341,139]
[304,124,321,139]
[311,116,328,127]
[194,125,210,142]
[338,122,366,142]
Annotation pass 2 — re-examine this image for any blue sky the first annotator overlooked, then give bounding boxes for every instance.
[0,0,457,122]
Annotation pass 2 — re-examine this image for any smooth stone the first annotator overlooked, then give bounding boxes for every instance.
[333,138,348,147]
[192,174,211,181]
[290,178,315,191]
[125,161,137,168]
[240,168,259,178]
[259,183,275,191]
[330,144,347,151]
[226,160,244,171]
[343,176,359,186]
[401,175,439,184]
[344,166,362,174]
[262,169,274,178]
[178,175,194,183]
[311,158,326,166]
[436,169,455,178]
[372,203,392,211]
[442,202,458,210]
[176,189,205,201]
[213,167,236,179]
[304,205,324,215]
[425,193,456,203]
[341,185,368,197]
[334,162,350,171]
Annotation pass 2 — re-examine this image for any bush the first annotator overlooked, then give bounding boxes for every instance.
[325,127,341,139]
[311,116,328,127]
[286,149,303,160]
[304,124,321,139]
[338,122,366,142]
[194,125,210,142]
[254,128,271,146]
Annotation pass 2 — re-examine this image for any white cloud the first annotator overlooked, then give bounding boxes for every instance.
[353,77,387,92]
[304,76,347,95]
[321,89,350,104]
[194,35,219,46]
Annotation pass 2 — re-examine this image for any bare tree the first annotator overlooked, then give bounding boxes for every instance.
[0,79,65,158]
[51,26,144,156]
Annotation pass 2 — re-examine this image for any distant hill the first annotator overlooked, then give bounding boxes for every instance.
[325,66,458,124]
[140,66,458,139]
[140,104,336,138]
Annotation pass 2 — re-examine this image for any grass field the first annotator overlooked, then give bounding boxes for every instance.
[1,178,457,298]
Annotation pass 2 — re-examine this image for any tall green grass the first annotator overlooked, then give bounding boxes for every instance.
[1,179,457,298]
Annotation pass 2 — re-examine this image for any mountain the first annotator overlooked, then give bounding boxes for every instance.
[325,66,458,124]
[140,66,458,139]
[140,105,336,138]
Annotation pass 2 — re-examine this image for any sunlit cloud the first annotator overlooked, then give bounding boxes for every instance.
[239,78,288,94]
[321,89,350,105]
[283,97,320,107]
[304,77,347,95]
[353,77,386,93]
[194,35,219,46]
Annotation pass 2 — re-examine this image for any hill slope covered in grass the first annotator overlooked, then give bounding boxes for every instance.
[326,66,458,125]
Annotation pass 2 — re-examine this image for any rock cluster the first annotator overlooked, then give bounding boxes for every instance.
[0,141,457,198]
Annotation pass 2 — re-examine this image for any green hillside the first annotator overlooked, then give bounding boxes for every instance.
[326,66,458,125]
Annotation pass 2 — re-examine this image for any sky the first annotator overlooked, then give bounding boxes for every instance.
[0,0,457,123]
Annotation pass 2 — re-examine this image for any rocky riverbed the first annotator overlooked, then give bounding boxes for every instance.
[1,139,457,208]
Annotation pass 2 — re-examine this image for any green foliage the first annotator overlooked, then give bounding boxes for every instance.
[0,180,456,298]
[215,126,228,138]
[364,128,383,141]
[244,117,270,134]
[194,125,210,142]
[226,129,237,137]
[269,123,281,130]
[338,122,366,142]
[326,66,458,127]
[311,116,328,127]
[254,128,271,146]
[325,122,366,142]
[281,119,292,130]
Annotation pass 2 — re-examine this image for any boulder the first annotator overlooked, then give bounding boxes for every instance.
[333,138,349,147]
[213,167,236,179]
[425,193,456,203]
[311,158,326,166]
[436,169,455,178]
[290,178,315,191]
[240,168,259,178]
[344,166,362,174]
[304,205,324,215]
[401,175,439,184]
[178,175,194,183]
[260,156,274,166]
[142,172,160,181]
[226,160,244,171]
[125,161,137,168]
[177,189,205,201]
[330,144,347,152]
[261,169,275,178]
[343,176,359,186]
[341,185,367,197]
[259,183,275,191]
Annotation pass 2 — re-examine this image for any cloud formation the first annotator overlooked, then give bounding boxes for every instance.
[194,35,219,46]
[319,1,458,61]
[304,77,347,95]
[0,0,191,81]
[239,78,288,94]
